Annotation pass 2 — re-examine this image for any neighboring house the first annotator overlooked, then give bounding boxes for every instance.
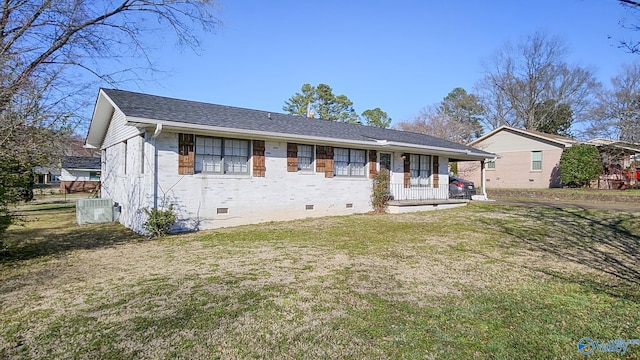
[84,88,495,234]
[459,126,577,189]
[33,166,61,185]
[60,156,102,194]
[584,138,640,189]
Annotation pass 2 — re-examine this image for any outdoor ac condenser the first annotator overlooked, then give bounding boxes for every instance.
[76,198,114,225]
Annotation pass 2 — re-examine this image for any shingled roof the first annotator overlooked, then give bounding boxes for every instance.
[62,156,101,170]
[92,88,495,160]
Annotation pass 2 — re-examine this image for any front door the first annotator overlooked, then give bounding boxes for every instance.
[379,153,392,172]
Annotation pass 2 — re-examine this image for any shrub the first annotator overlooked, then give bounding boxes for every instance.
[559,144,602,188]
[143,205,177,238]
[371,168,391,213]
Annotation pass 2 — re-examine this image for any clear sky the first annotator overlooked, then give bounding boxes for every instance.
[122,0,637,128]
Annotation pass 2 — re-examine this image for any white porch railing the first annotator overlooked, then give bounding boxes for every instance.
[388,183,449,201]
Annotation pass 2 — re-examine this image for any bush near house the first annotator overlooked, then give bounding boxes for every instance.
[371,168,391,213]
[559,144,602,188]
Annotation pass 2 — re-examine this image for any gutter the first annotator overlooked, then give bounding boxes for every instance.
[126,117,495,160]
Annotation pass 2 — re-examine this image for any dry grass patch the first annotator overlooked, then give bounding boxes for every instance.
[1,199,640,358]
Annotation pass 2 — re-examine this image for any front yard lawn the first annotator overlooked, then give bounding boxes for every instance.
[1,199,639,359]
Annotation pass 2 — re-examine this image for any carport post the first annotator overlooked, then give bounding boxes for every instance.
[481,160,487,198]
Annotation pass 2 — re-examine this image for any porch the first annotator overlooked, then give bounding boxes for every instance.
[385,183,470,213]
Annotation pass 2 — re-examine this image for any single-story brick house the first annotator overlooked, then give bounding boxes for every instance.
[84,89,495,234]
[458,126,577,189]
[60,156,102,193]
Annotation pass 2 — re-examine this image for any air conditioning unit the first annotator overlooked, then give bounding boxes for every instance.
[76,198,114,225]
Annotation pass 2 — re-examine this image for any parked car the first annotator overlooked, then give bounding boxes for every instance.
[449,177,477,199]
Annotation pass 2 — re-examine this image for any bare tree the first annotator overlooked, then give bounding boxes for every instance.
[588,62,640,142]
[397,106,480,144]
[618,0,640,54]
[475,32,598,134]
[1,0,220,113]
[397,87,484,144]
[0,0,221,240]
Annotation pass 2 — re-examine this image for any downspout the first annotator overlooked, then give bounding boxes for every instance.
[150,123,163,209]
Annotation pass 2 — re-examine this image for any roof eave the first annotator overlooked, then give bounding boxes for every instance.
[127,116,495,159]
[85,89,120,149]
[470,125,575,147]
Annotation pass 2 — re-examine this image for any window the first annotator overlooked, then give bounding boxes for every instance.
[195,136,249,174]
[410,154,431,186]
[486,160,495,170]
[89,171,101,180]
[531,151,542,171]
[297,144,314,171]
[334,148,366,177]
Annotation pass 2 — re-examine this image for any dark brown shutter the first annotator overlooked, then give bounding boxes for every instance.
[178,133,194,175]
[253,140,266,177]
[433,156,439,187]
[287,143,298,172]
[324,146,334,178]
[403,154,410,188]
[369,150,378,178]
[315,145,334,178]
[316,146,326,173]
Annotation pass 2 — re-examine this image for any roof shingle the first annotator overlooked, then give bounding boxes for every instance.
[62,156,101,170]
[102,88,494,158]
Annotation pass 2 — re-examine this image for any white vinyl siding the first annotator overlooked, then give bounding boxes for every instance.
[102,109,142,149]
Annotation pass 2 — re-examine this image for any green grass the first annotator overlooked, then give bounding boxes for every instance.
[1,199,640,359]
[488,187,640,200]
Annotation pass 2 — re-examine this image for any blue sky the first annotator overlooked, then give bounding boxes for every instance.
[126,0,636,128]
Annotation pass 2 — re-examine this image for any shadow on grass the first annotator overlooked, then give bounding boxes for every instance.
[13,202,76,213]
[2,208,144,263]
[478,204,640,301]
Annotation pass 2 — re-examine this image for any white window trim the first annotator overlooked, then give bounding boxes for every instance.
[409,154,432,187]
[334,148,367,178]
[297,144,315,173]
[194,135,250,175]
[531,151,543,172]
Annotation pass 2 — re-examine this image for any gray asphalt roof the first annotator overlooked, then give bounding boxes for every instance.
[62,156,101,170]
[102,88,494,157]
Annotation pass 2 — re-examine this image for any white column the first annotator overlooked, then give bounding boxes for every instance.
[480,160,488,200]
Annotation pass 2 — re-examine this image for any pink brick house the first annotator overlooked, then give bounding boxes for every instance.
[458,126,577,189]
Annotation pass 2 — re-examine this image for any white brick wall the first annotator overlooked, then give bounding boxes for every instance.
[102,134,153,232]
[154,133,373,231]
[102,131,454,234]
